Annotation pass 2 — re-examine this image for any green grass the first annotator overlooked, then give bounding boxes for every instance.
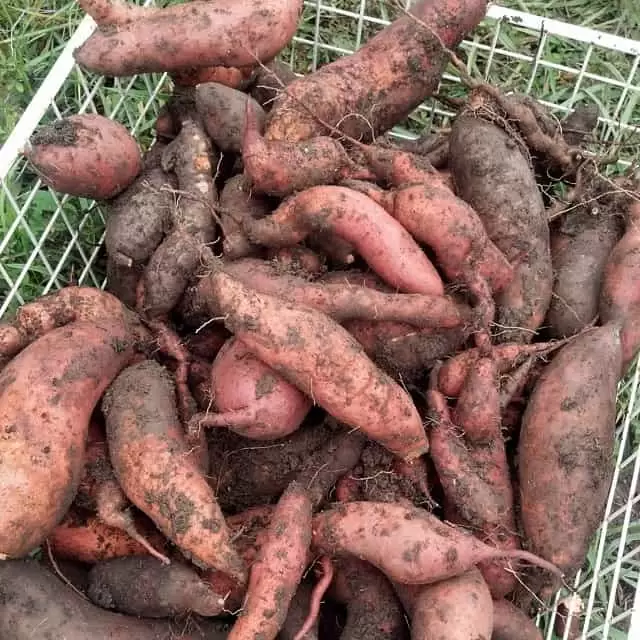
[0,3,639,636]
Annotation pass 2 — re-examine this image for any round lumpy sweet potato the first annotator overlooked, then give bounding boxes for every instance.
[25,114,141,199]
[0,320,133,558]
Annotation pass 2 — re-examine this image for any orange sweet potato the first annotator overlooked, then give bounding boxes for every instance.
[227,481,312,640]
[449,111,552,343]
[409,569,493,640]
[0,560,229,640]
[519,324,622,579]
[87,556,225,617]
[209,271,429,460]
[74,0,303,76]
[0,320,133,558]
[196,83,266,153]
[311,502,561,585]
[197,257,469,329]
[101,359,245,583]
[244,186,445,296]
[264,0,488,142]
[188,337,312,440]
[25,114,141,199]
[492,599,543,640]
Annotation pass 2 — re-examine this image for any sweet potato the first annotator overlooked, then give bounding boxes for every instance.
[519,324,622,578]
[87,556,225,617]
[106,257,143,309]
[74,0,303,76]
[0,320,133,558]
[492,599,543,640]
[142,115,217,317]
[330,557,405,640]
[105,143,176,267]
[196,83,266,153]
[101,359,245,583]
[409,569,493,640]
[188,337,312,440]
[449,110,552,343]
[311,502,561,585]
[0,560,229,640]
[251,59,298,109]
[279,582,319,640]
[48,510,167,564]
[547,209,622,337]
[264,0,488,142]
[244,186,445,296]
[243,103,358,197]
[174,65,255,89]
[198,257,469,329]
[600,202,640,366]
[24,113,141,199]
[268,246,326,277]
[0,285,145,362]
[209,271,429,460]
[227,481,312,640]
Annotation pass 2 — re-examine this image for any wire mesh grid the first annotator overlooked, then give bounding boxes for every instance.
[0,2,638,638]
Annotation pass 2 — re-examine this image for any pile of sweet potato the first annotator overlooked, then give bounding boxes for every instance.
[2,0,639,638]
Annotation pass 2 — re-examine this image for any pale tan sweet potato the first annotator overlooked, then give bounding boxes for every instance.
[264,0,488,142]
[0,560,229,640]
[244,185,445,296]
[0,320,133,558]
[196,82,266,153]
[74,0,303,76]
[25,114,141,199]
[519,324,623,586]
[209,271,429,460]
[101,359,245,583]
[88,556,225,617]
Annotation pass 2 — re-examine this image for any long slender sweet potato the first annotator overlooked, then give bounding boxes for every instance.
[48,510,167,564]
[209,271,429,460]
[197,257,469,329]
[0,560,229,640]
[492,599,543,640]
[196,83,266,153]
[101,359,245,583]
[227,481,312,640]
[330,557,405,640]
[0,285,145,362]
[547,209,622,337]
[24,113,141,199]
[142,115,217,317]
[74,0,303,76]
[105,143,176,267]
[264,0,488,142]
[449,109,552,343]
[409,569,493,640]
[88,556,225,617]
[311,502,560,585]
[188,337,312,440]
[519,324,622,579]
[244,186,445,296]
[0,320,133,558]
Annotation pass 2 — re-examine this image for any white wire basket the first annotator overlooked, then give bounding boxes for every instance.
[0,2,639,638]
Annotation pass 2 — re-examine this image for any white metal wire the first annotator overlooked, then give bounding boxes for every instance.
[0,2,639,638]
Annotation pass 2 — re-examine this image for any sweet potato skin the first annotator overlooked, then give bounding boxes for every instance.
[265,0,488,142]
[196,82,266,153]
[492,599,543,640]
[547,210,622,337]
[0,560,229,640]
[210,271,428,460]
[449,113,552,342]
[0,320,133,558]
[87,556,225,617]
[518,324,622,576]
[25,114,141,199]
[101,360,245,583]
[410,569,493,640]
[74,0,303,76]
[245,186,445,296]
